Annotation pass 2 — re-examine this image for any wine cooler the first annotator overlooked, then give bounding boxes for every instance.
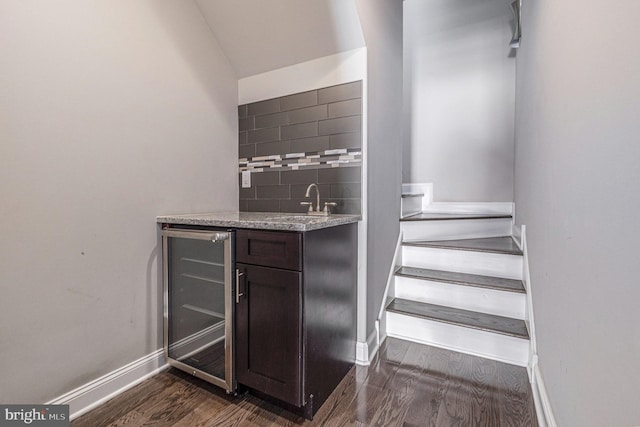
[161,227,235,393]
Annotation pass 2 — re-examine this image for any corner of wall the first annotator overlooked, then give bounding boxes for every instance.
[518,223,557,427]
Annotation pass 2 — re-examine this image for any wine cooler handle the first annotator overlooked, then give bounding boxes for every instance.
[236,269,245,304]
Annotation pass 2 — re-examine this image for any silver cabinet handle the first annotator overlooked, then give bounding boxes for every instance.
[235,270,245,304]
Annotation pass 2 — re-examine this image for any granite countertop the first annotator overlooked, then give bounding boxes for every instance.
[157,211,360,232]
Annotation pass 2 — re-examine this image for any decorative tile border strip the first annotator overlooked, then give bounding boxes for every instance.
[239,148,362,173]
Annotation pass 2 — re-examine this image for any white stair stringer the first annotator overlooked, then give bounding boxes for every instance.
[402,246,523,280]
[401,217,512,241]
[386,311,529,367]
[395,275,526,320]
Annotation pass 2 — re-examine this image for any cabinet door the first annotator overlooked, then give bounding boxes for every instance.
[236,263,302,406]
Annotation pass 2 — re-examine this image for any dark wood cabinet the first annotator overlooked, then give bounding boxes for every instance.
[235,263,302,406]
[234,224,357,419]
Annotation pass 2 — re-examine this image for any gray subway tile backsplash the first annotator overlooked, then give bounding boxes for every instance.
[318,80,362,104]
[255,140,292,157]
[239,186,256,200]
[256,184,290,200]
[330,182,362,199]
[281,122,318,140]
[318,165,362,184]
[250,170,280,186]
[319,115,361,136]
[239,116,254,132]
[280,169,318,185]
[255,111,288,129]
[280,90,318,111]
[238,104,248,119]
[247,199,280,212]
[238,81,362,215]
[248,126,280,144]
[328,98,362,118]
[239,143,256,159]
[248,98,280,116]
[290,136,331,153]
[286,104,328,125]
[330,132,361,149]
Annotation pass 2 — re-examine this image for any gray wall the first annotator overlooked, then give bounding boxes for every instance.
[0,1,237,403]
[515,1,640,425]
[403,0,515,202]
[355,0,403,340]
[238,82,362,215]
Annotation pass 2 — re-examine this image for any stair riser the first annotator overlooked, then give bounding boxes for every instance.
[386,312,529,366]
[402,246,523,280]
[401,218,512,241]
[395,276,526,319]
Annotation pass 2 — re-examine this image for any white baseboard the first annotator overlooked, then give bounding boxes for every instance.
[520,224,538,378]
[355,328,379,366]
[377,231,403,323]
[531,363,557,427]
[47,349,167,421]
[423,202,513,215]
[512,224,523,248]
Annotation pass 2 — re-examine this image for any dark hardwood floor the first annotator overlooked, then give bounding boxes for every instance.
[72,338,537,426]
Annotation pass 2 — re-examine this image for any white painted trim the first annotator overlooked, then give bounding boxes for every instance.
[47,349,167,421]
[386,312,529,367]
[422,202,513,215]
[402,246,523,280]
[355,48,368,349]
[395,275,527,319]
[520,225,538,378]
[377,231,403,326]
[512,223,523,248]
[531,363,558,427]
[373,230,403,352]
[401,217,512,241]
[401,182,433,211]
[355,328,378,366]
[238,48,367,104]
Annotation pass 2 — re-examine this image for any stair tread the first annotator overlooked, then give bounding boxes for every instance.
[403,236,522,255]
[401,212,512,221]
[395,266,525,293]
[387,298,529,340]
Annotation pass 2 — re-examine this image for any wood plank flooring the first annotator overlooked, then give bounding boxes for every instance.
[72,338,537,426]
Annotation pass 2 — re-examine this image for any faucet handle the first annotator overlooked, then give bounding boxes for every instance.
[323,202,337,213]
[300,201,313,212]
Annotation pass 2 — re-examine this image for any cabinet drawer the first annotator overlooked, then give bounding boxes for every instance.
[236,229,302,271]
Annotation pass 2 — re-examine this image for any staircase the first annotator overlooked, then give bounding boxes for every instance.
[386,212,530,367]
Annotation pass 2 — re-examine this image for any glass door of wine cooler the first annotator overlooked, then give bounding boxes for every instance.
[162,228,235,393]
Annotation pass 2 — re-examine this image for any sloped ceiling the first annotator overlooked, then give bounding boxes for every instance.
[195,0,365,78]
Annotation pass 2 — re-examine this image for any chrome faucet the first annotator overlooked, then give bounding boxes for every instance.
[300,183,337,216]
[305,183,320,212]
